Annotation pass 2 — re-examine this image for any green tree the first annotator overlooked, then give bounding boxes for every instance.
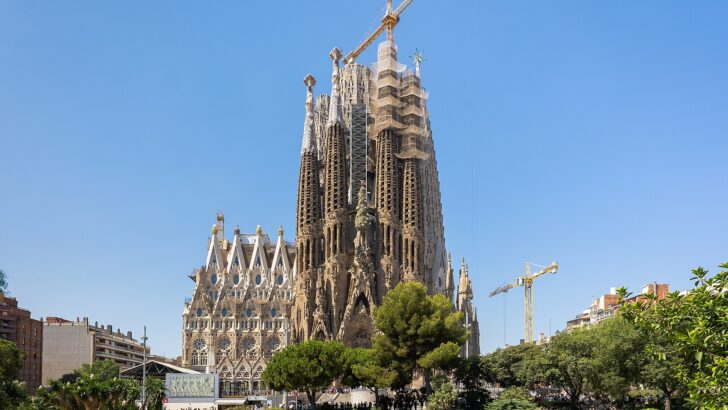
[142,376,166,410]
[27,360,139,410]
[486,397,537,410]
[480,344,538,387]
[620,263,728,409]
[488,387,536,410]
[417,341,462,373]
[427,379,457,410]
[496,386,533,402]
[0,338,27,408]
[340,347,396,406]
[29,375,139,410]
[454,355,491,409]
[591,317,645,403]
[639,348,688,410]
[618,306,689,410]
[0,379,28,409]
[532,328,599,408]
[0,268,8,296]
[77,359,121,381]
[0,339,25,381]
[341,347,373,389]
[371,281,467,391]
[262,340,345,409]
[55,359,120,385]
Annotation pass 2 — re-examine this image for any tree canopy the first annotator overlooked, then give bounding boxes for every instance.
[531,327,599,407]
[262,339,345,408]
[24,360,164,410]
[480,343,538,388]
[591,317,645,402]
[0,338,25,381]
[454,355,491,409]
[371,281,467,390]
[0,268,8,296]
[621,263,728,408]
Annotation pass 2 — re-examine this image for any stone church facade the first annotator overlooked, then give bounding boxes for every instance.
[181,214,295,394]
[180,8,480,396]
[291,38,479,349]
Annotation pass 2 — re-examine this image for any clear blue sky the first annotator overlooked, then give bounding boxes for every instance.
[1,1,726,358]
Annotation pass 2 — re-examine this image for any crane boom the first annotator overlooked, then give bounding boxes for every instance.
[529,262,559,280]
[344,0,415,65]
[344,25,388,65]
[394,0,414,16]
[489,280,519,297]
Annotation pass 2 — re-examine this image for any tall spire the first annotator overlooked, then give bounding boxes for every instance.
[445,252,455,301]
[327,48,344,127]
[301,74,317,154]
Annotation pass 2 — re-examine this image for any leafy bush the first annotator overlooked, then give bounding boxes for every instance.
[427,381,457,410]
[486,398,537,410]
[497,386,533,402]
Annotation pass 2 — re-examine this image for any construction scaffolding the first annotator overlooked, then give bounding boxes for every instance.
[349,103,368,204]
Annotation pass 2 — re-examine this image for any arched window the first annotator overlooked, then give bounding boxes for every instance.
[191,338,207,366]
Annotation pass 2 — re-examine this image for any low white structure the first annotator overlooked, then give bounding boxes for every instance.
[164,373,218,410]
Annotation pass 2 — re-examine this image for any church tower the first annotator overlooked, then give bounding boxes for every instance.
[291,1,476,354]
[457,259,480,357]
[292,74,323,341]
[321,48,351,338]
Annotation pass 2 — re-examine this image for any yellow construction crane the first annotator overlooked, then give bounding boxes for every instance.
[490,261,559,344]
[344,0,415,65]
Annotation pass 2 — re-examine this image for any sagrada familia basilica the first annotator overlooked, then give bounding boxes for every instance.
[180,1,480,393]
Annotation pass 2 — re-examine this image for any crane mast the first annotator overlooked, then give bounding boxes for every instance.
[490,262,558,344]
[344,0,415,65]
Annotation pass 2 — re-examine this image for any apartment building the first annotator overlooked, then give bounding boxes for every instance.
[42,317,149,383]
[0,296,43,391]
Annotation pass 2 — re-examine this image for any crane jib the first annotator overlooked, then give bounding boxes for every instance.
[344,0,415,64]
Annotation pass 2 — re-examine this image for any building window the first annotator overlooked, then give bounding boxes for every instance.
[196,308,203,317]
[233,274,240,285]
[255,274,262,285]
[191,338,207,366]
[211,274,218,285]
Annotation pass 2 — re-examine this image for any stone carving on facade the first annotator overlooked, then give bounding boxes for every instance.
[182,217,294,391]
[292,37,457,346]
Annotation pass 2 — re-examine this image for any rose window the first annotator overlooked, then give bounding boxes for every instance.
[217,337,231,351]
[242,337,256,350]
[192,338,207,351]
